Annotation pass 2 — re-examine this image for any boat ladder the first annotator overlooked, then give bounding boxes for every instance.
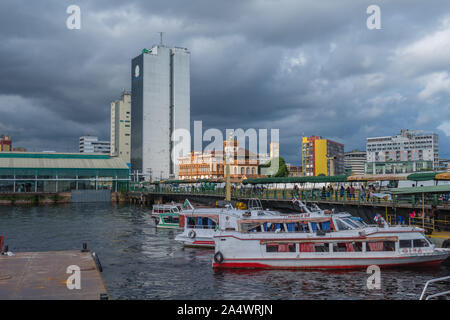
[419,275,450,300]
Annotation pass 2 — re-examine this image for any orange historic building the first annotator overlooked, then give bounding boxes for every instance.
[178,137,263,182]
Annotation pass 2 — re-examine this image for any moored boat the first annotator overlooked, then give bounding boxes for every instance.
[212,210,450,269]
[175,199,280,248]
[150,202,183,229]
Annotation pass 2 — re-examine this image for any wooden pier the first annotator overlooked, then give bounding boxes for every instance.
[0,250,109,300]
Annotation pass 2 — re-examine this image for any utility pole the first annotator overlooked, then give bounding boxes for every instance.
[225,132,233,202]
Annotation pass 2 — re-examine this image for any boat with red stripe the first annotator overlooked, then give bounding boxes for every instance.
[212,200,450,269]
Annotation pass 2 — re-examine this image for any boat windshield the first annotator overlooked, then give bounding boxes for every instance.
[335,217,361,230]
[348,217,366,228]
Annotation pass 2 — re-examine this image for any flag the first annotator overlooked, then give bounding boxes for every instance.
[292,197,297,204]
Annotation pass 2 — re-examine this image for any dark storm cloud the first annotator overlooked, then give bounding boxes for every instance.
[0,0,450,161]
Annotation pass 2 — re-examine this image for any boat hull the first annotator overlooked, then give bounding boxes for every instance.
[213,250,450,270]
[175,235,215,248]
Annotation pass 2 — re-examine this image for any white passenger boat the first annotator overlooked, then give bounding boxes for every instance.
[212,206,450,269]
[175,199,280,248]
[150,202,184,229]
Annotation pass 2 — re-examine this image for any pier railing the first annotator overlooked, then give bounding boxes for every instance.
[129,184,449,209]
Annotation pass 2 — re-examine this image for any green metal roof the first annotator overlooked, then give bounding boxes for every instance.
[0,153,129,170]
[243,175,349,184]
[406,172,442,181]
[388,185,450,195]
[0,152,110,159]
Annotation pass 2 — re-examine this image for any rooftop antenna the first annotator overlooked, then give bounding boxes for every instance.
[158,32,164,45]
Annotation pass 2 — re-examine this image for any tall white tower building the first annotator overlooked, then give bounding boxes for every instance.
[110,91,131,167]
[131,45,190,180]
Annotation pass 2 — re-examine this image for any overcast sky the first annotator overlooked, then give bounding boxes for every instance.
[0,0,449,164]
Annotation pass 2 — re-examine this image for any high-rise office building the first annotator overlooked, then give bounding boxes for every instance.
[79,136,110,154]
[131,45,190,180]
[110,92,131,167]
[344,150,366,175]
[301,136,344,176]
[365,129,439,174]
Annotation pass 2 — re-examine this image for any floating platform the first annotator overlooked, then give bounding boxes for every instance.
[0,250,109,300]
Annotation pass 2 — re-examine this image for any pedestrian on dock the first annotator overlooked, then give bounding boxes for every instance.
[360,185,366,202]
[410,210,416,225]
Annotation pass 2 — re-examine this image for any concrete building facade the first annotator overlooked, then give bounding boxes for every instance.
[365,129,439,174]
[0,135,12,152]
[178,137,260,182]
[110,92,131,167]
[344,150,366,175]
[301,136,344,176]
[79,136,110,154]
[131,45,190,181]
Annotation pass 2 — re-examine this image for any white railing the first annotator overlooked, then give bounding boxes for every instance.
[419,275,450,300]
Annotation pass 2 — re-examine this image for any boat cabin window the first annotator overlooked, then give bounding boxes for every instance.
[162,215,179,224]
[241,222,263,233]
[366,241,395,252]
[240,221,316,233]
[186,217,216,229]
[399,240,412,248]
[266,243,296,253]
[413,239,429,248]
[299,243,314,252]
[299,242,330,252]
[332,242,363,252]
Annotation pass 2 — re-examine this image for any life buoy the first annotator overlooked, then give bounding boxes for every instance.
[214,251,224,264]
[188,230,196,239]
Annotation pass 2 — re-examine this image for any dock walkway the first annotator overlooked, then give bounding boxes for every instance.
[0,250,109,300]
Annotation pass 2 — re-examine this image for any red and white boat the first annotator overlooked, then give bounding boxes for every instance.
[212,207,450,269]
[175,199,280,248]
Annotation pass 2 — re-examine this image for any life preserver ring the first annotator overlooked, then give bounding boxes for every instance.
[214,251,224,264]
[188,230,196,239]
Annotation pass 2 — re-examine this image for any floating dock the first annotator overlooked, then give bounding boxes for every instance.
[0,250,109,300]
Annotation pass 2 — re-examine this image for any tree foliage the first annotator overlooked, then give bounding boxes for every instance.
[258,157,289,177]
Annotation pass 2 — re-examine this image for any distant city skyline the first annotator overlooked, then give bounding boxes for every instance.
[1,1,450,165]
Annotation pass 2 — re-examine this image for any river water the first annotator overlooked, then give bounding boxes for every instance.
[0,203,448,300]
